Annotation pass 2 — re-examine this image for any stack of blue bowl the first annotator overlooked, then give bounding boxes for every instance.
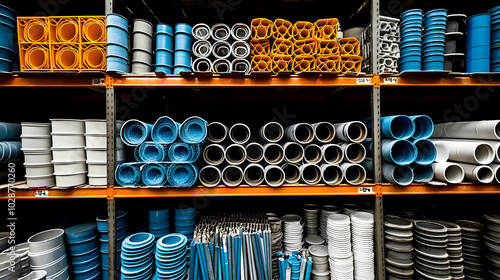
[154,233,188,280]
[96,210,128,279]
[174,23,193,74]
[149,209,171,239]
[174,207,196,246]
[155,24,174,74]
[106,14,130,73]
[489,5,500,72]
[466,13,491,73]
[422,9,448,71]
[0,4,17,72]
[399,9,424,72]
[65,223,101,280]
[120,232,156,279]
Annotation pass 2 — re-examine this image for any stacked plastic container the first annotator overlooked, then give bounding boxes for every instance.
[106,14,129,73]
[422,9,447,71]
[490,5,500,72]
[155,24,174,74]
[0,122,21,164]
[84,120,107,186]
[21,122,55,188]
[174,207,196,247]
[174,23,193,74]
[120,232,155,279]
[97,210,128,279]
[444,14,467,72]
[399,9,424,71]
[466,13,491,73]
[131,19,154,73]
[0,4,18,72]
[27,229,69,280]
[154,233,189,280]
[149,209,171,239]
[65,223,101,280]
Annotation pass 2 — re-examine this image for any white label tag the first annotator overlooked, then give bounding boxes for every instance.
[384,77,398,84]
[35,190,49,197]
[356,78,371,84]
[92,78,105,85]
[358,187,373,194]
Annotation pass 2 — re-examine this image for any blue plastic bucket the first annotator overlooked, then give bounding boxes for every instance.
[412,139,437,165]
[179,116,207,144]
[141,163,167,186]
[175,23,192,35]
[121,119,153,146]
[107,25,129,47]
[151,116,179,144]
[156,33,174,51]
[107,55,128,73]
[157,24,174,36]
[174,33,193,52]
[466,58,490,73]
[155,49,174,66]
[107,14,129,30]
[381,115,415,140]
[107,43,129,60]
[115,163,142,186]
[155,65,173,74]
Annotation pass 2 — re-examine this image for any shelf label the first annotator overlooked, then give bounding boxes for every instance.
[384,77,398,84]
[356,78,371,84]
[358,187,373,194]
[35,190,49,197]
[92,78,105,86]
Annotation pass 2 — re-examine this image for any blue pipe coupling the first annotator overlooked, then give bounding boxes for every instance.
[152,116,180,144]
[120,119,153,146]
[115,163,142,186]
[179,116,208,144]
[381,139,418,166]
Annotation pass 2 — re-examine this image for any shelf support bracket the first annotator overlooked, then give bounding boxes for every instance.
[105,75,116,280]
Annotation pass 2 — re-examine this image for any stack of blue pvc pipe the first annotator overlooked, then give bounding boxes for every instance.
[106,14,130,73]
[466,13,491,73]
[96,210,128,279]
[65,223,101,280]
[422,9,448,71]
[174,23,193,74]
[489,5,500,72]
[0,4,17,72]
[155,24,175,74]
[115,116,206,187]
[399,9,424,72]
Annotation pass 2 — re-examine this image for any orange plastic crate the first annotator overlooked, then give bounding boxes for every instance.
[80,44,106,71]
[50,43,80,71]
[19,44,51,71]
[49,16,80,43]
[80,16,106,43]
[17,17,49,43]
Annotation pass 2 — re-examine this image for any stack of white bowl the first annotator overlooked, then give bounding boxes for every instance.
[2,242,30,277]
[327,214,354,280]
[27,229,69,280]
[350,211,375,280]
[281,214,304,253]
[50,119,87,187]
[85,120,108,186]
[21,122,55,188]
[0,252,21,279]
[320,205,341,244]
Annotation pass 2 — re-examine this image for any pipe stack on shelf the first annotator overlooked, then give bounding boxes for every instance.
[21,122,54,188]
[490,6,500,72]
[27,229,69,280]
[384,216,414,279]
[0,4,18,73]
[155,24,174,74]
[65,222,101,280]
[106,13,129,73]
[466,13,491,73]
[435,220,465,279]
[483,214,500,280]
[0,122,21,163]
[422,9,448,71]
[154,233,189,280]
[444,14,466,72]
[431,120,500,184]
[120,232,156,279]
[131,19,154,73]
[361,16,400,73]
[174,23,193,74]
[456,220,487,279]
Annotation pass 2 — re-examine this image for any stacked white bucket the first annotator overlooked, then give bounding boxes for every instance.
[21,122,55,188]
[84,120,108,186]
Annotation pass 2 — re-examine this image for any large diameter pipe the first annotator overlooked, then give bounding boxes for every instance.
[382,162,414,186]
[303,144,322,164]
[283,142,304,163]
[225,143,247,165]
[199,165,222,187]
[339,142,366,163]
[231,23,251,41]
[456,163,494,184]
[192,40,212,57]
[285,123,315,144]
[245,142,264,162]
[263,143,285,165]
[430,140,495,165]
[341,163,367,185]
[151,116,180,144]
[207,122,228,143]
[192,57,213,72]
[380,115,415,140]
[312,122,335,143]
[300,163,322,185]
[265,165,286,187]
[259,122,284,142]
[381,139,417,166]
[333,121,368,143]
[490,163,500,183]
[432,162,465,184]
[410,115,434,140]
[320,164,344,186]
[437,139,500,163]
[192,23,211,40]
[231,59,251,74]
[432,120,500,140]
[321,144,343,164]
[411,164,434,184]
[231,41,250,58]
[212,58,232,73]
[282,163,301,184]
[412,139,437,166]
[211,23,231,41]
[203,144,225,165]
[229,123,251,144]
[222,165,243,187]
[244,163,265,186]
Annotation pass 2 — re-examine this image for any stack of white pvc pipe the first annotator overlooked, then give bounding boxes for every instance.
[430,120,500,184]
[192,23,251,74]
[199,120,369,188]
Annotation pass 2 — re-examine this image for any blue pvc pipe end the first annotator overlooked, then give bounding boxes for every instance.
[121,119,153,146]
[382,139,417,166]
[115,163,142,186]
[410,115,434,139]
[412,164,434,183]
[381,115,415,140]
[167,164,198,187]
[152,116,179,144]
[412,139,437,165]
[179,116,207,144]
[141,163,167,186]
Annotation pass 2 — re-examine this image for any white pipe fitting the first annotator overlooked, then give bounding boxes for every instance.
[245,142,264,163]
[430,140,495,165]
[320,164,344,186]
[303,144,323,164]
[203,144,225,165]
[212,58,232,73]
[321,144,344,164]
[312,122,336,143]
[456,163,494,184]
[207,122,228,143]
[229,123,251,144]
[433,120,500,140]
[341,163,367,185]
[231,23,251,41]
[211,23,231,41]
[244,163,265,186]
[283,142,305,163]
[285,123,315,144]
[339,142,366,163]
[432,162,465,184]
[282,163,301,184]
[225,143,247,165]
[300,163,322,185]
[199,165,221,187]
[192,23,211,40]
[222,165,243,187]
[259,122,284,143]
[265,165,286,187]
[333,121,368,143]
[263,143,285,165]
[192,57,213,72]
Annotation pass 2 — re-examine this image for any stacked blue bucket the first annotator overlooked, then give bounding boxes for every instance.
[399,9,424,71]
[149,209,171,239]
[120,232,156,279]
[155,24,174,74]
[106,14,130,73]
[0,4,17,72]
[65,223,101,280]
[466,13,491,73]
[422,9,448,71]
[174,23,193,74]
[174,207,196,246]
[154,233,189,280]
[490,5,500,72]
[97,210,128,279]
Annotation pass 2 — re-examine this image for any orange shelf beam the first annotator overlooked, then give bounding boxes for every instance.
[0,187,107,199]
[382,183,500,195]
[0,75,106,88]
[381,75,500,87]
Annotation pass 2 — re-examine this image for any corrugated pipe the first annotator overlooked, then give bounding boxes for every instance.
[121,119,153,146]
[211,23,231,41]
[312,122,335,143]
[225,143,247,165]
[231,41,250,58]
[245,142,264,162]
[263,143,285,165]
[141,163,167,186]
[490,163,500,183]
[115,163,142,186]
[320,163,344,186]
[151,116,180,144]
[231,59,251,74]
[231,23,251,41]
[282,163,300,184]
[321,144,343,164]
[430,139,495,165]
[410,115,434,140]
[229,123,251,144]
[222,165,243,187]
[333,121,367,143]
[259,122,284,142]
[285,123,315,144]
[192,23,211,40]
[137,142,168,162]
[456,163,495,184]
[341,162,366,185]
[199,165,221,187]
[207,122,228,143]
[265,165,286,187]
[244,163,265,186]
[212,58,231,73]
[168,142,200,162]
[381,139,417,166]
[179,116,208,144]
[192,57,213,72]
[412,139,437,165]
[411,164,434,184]
[339,142,366,163]
[212,40,231,59]
[300,163,322,185]
[432,162,465,184]
[432,120,500,140]
[203,144,225,165]
[192,40,212,57]
[303,144,322,164]
[381,115,415,140]
[167,163,198,187]
[283,142,304,163]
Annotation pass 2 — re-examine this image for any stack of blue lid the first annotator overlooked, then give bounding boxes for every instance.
[97,210,128,279]
[174,23,193,74]
[489,5,500,72]
[174,207,196,245]
[154,233,188,280]
[399,9,424,71]
[0,4,17,72]
[466,13,491,73]
[149,209,171,239]
[106,14,130,73]
[422,9,448,71]
[120,232,156,279]
[155,24,174,74]
[65,223,101,280]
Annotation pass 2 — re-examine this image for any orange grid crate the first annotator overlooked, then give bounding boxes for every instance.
[49,16,80,43]
[19,44,51,71]
[314,18,339,41]
[339,37,361,56]
[293,55,316,72]
[272,18,293,41]
[317,39,340,55]
[249,39,271,57]
[80,44,106,71]
[17,17,49,43]
[292,21,314,41]
[80,16,106,43]
[271,39,294,56]
[251,55,272,71]
[293,39,317,56]
[317,55,341,72]
[340,55,362,73]
[50,43,80,71]
[251,18,273,39]
[271,55,293,74]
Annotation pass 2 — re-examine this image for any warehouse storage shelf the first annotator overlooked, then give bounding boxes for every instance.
[382,182,500,195]
[0,74,106,88]
[380,73,500,86]
[0,181,108,199]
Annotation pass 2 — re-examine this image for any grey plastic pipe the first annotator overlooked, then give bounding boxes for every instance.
[225,143,247,165]
[192,23,211,40]
[300,163,322,185]
[312,122,336,143]
[211,23,231,41]
[212,58,232,73]
[192,57,213,72]
[222,165,243,187]
[320,163,344,186]
[321,144,343,164]
[456,163,494,184]
[207,122,228,143]
[231,41,251,58]
[199,165,222,187]
[244,163,265,186]
[265,165,286,187]
[341,162,367,185]
[229,123,251,144]
[283,142,305,163]
[339,142,366,163]
[281,163,301,184]
[203,143,225,165]
[263,143,285,165]
[333,121,368,143]
[245,142,264,163]
[212,40,232,59]
[433,141,450,163]
[432,162,465,184]
[438,139,500,163]
[231,23,251,41]
[430,139,495,165]
[285,123,315,144]
[382,162,414,186]
[490,163,500,183]
[432,120,500,140]
[192,40,212,58]
[231,59,251,74]
[259,122,284,142]
[411,164,434,184]
[303,144,322,164]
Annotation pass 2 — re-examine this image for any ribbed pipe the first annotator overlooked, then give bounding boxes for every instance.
[244,163,265,186]
[207,122,228,143]
[231,59,251,74]
[411,164,434,184]
[258,122,284,142]
[341,163,366,185]
[203,144,225,165]
[456,163,494,184]
[179,116,208,144]
[245,142,264,163]
[212,58,231,73]
[303,144,322,164]
[192,40,212,57]
[339,142,366,163]
[192,57,213,72]
[222,165,243,187]
[432,162,465,184]
[141,163,167,186]
[212,40,231,59]
[231,41,250,58]
[430,139,495,165]
[382,162,414,186]
[199,165,221,187]
[192,23,211,40]
[167,163,198,187]
[263,143,285,165]
[300,163,322,185]
[283,142,304,163]
[229,123,251,144]
[282,163,301,184]
[137,142,168,162]
[490,163,500,183]
[211,23,231,41]
[320,164,344,186]
[285,123,315,144]
[115,163,142,186]
[432,120,500,140]
[151,116,179,144]
[333,121,367,143]
[231,23,251,41]
[381,139,417,166]
[312,122,335,143]
[412,139,437,165]
[265,165,286,187]
[225,143,247,165]
[321,144,343,164]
